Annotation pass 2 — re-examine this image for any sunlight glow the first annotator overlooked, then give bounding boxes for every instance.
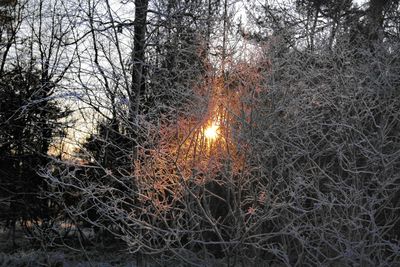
[204,123,219,141]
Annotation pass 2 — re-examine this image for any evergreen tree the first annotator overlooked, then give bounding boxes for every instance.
[0,67,69,234]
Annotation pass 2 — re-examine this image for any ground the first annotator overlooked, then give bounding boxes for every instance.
[0,227,139,267]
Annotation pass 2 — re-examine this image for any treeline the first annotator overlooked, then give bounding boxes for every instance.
[0,0,400,266]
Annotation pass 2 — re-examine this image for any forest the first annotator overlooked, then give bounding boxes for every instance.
[0,0,400,266]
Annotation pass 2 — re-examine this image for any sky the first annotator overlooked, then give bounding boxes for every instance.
[49,0,372,158]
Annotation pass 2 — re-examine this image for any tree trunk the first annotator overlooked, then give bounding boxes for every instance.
[131,0,149,122]
[367,0,389,45]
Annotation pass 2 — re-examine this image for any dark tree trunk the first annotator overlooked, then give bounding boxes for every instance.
[367,0,390,45]
[131,0,149,121]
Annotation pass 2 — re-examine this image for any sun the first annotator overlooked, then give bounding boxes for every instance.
[204,122,219,141]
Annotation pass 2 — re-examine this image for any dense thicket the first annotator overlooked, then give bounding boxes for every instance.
[1,0,399,266]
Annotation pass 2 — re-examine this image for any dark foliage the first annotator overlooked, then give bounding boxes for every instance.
[0,67,69,233]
